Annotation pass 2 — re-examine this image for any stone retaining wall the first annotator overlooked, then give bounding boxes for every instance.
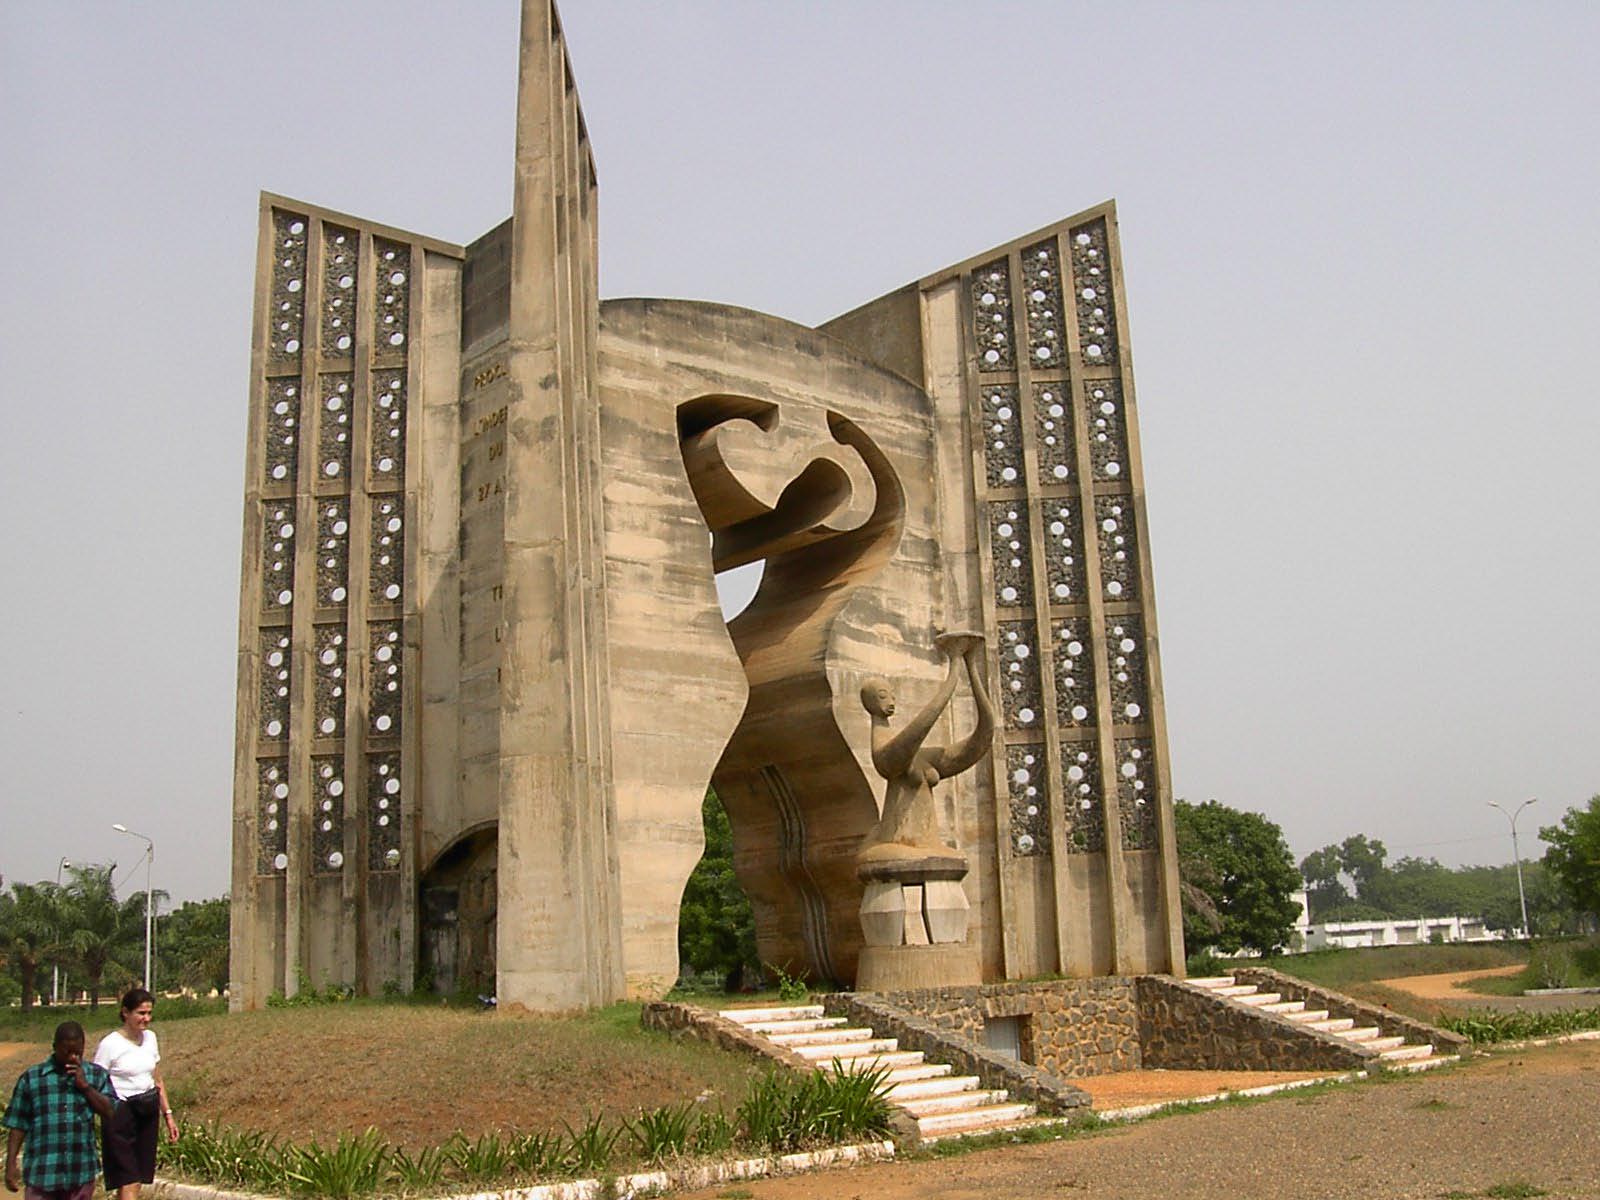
[1136,976,1377,1071]
[865,978,1142,1077]
[1228,966,1469,1057]
[823,992,1094,1115]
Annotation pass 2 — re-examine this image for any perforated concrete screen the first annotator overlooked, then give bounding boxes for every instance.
[230,0,1181,1012]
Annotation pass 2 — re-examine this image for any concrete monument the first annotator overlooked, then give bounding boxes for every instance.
[230,0,1185,1012]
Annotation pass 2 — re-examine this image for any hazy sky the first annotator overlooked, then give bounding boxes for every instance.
[2,2,1596,905]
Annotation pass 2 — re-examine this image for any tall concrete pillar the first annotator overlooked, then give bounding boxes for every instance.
[495,0,624,1010]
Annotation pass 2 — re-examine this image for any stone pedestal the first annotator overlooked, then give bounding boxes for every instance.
[854,850,980,991]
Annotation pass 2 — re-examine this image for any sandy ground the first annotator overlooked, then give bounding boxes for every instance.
[1073,1067,1329,1110]
[1376,964,1600,1012]
[0,1043,35,1079]
[681,1039,1600,1200]
[1377,964,1524,1000]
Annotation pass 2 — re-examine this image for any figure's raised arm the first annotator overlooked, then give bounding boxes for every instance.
[930,647,996,778]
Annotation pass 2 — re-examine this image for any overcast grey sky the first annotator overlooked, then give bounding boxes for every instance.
[2,1,1596,905]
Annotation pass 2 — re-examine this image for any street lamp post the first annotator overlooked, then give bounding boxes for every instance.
[53,857,71,1005]
[1488,798,1537,938]
[112,825,155,992]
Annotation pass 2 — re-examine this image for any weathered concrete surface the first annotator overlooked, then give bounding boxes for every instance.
[231,0,1187,1013]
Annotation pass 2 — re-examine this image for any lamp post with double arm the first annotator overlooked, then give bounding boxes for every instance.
[1488,798,1536,938]
[112,824,155,992]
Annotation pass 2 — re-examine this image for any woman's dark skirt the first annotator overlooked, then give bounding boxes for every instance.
[102,1092,159,1188]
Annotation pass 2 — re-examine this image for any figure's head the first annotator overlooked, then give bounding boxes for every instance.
[52,1021,86,1066]
[120,987,155,1034]
[860,677,896,717]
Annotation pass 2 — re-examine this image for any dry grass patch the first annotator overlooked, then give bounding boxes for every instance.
[160,1001,761,1150]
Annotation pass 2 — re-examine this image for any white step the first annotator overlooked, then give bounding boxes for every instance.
[1188,976,1236,988]
[1261,1000,1306,1014]
[1341,1026,1382,1043]
[1306,1017,1353,1032]
[1286,1009,1330,1024]
[899,1089,1011,1118]
[794,1037,898,1060]
[1363,1035,1406,1052]
[1236,992,1282,1007]
[723,1005,825,1024]
[740,1016,848,1035]
[917,1102,1036,1137]
[1392,1052,1454,1073]
[828,1049,926,1071]
[1380,1044,1435,1062]
[887,1074,980,1101]
[882,1062,951,1084]
[767,1025,875,1047]
[1213,984,1259,997]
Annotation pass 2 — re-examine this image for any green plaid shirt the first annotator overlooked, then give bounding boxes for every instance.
[2,1057,115,1191]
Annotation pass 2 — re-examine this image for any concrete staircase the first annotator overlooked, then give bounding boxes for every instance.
[1187,976,1447,1071]
[722,1004,1037,1140]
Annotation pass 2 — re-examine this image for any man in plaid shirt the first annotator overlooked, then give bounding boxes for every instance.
[4,1022,116,1200]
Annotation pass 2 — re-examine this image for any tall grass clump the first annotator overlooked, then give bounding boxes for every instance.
[625,1101,697,1163]
[158,1121,292,1193]
[1439,1005,1600,1044]
[286,1129,390,1198]
[736,1062,892,1151]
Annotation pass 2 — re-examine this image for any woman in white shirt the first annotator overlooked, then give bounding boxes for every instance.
[93,988,179,1200]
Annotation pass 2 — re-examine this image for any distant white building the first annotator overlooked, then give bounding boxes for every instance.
[1289,885,1508,951]
[1301,914,1505,950]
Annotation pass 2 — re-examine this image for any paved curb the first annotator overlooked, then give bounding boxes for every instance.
[1095,1071,1362,1123]
[1485,1027,1600,1051]
[151,1140,895,1200]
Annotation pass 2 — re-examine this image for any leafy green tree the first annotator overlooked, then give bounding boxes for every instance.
[0,883,65,1011]
[1338,834,1389,904]
[678,791,758,984]
[59,865,142,1006]
[1175,799,1302,955]
[1298,846,1349,921]
[157,897,230,995]
[1540,795,1600,921]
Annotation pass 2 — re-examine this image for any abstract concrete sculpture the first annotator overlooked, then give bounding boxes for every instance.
[229,0,1185,1012]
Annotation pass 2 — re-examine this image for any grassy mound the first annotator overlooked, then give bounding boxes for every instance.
[151,1001,762,1151]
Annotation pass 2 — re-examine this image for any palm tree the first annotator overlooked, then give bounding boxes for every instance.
[0,883,65,1011]
[59,865,141,1007]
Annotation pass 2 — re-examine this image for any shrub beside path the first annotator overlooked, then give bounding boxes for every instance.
[679,1040,1600,1200]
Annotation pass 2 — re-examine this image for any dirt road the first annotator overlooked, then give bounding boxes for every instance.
[1378,965,1600,1012]
[1378,965,1523,1000]
[680,1040,1600,1200]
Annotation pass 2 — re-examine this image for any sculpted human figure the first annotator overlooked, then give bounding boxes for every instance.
[858,632,996,863]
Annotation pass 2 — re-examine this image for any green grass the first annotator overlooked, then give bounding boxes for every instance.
[1237,942,1528,989]
[0,995,225,1040]
[1457,974,1526,996]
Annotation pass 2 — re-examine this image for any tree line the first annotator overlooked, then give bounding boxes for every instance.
[1180,793,1600,956]
[0,864,229,1009]
[16,793,1599,1001]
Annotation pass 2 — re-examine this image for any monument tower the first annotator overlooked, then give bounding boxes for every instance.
[230,0,1184,1011]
